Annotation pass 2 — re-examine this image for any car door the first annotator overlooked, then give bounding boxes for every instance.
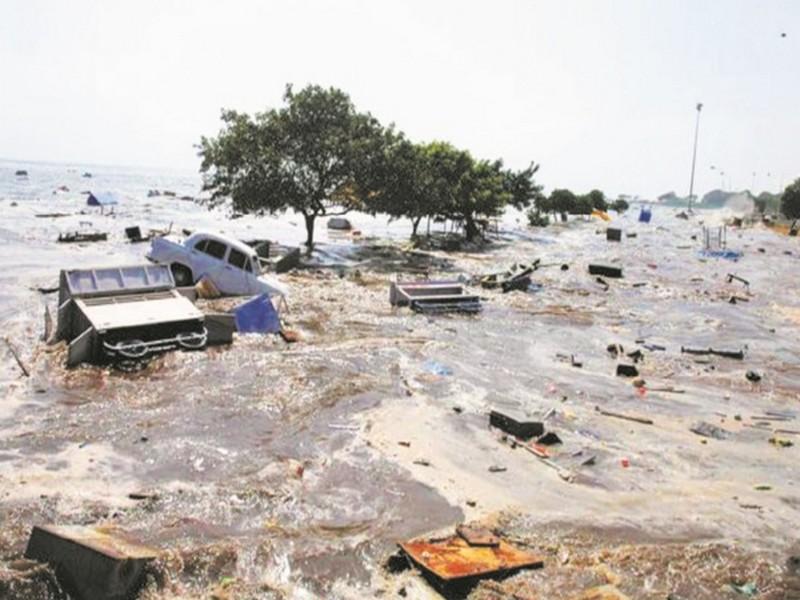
[194,239,231,292]
[224,247,255,294]
[189,238,216,279]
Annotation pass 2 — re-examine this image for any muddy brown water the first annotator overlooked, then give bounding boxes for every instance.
[1,204,800,597]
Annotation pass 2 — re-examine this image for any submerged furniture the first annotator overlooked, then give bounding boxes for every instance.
[56,264,207,367]
[390,280,481,314]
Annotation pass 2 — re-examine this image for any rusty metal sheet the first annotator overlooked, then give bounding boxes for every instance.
[455,525,499,547]
[399,535,543,581]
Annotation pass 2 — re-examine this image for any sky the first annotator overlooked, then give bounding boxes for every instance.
[0,0,798,198]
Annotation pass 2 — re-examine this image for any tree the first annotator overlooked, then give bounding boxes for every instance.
[549,188,577,218]
[199,84,389,248]
[587,189,607,211]
[504,162,544,211]
[780,178,800,220]
[571,195,594,216]
[366,139,446,237]
[611,198,630,213]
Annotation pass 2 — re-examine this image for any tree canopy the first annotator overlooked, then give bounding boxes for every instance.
[200,83,543,246]
[781,178,800,220]
[199,84,390,247]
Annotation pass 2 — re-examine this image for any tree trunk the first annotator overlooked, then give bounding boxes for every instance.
[303,213,316,250]
[411,216,422,237]
[464,214,480,241]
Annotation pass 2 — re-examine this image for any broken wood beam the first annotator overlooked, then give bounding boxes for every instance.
[595,405,653,425]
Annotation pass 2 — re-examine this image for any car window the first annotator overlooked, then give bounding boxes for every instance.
[228,248,248,270]
[194,239,208,252]
[200,239,227,260]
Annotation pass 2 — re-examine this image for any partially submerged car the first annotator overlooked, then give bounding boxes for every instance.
[147,231,288,298]
[56,264,208,367]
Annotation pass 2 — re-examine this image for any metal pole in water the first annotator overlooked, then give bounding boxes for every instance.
[688,102,703,212]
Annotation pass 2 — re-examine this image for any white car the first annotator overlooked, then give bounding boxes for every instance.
[147,231,288,298]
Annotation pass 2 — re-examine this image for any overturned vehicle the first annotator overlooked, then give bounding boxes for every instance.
[56,264,208,368]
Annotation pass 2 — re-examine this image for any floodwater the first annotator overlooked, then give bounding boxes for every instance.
[1,159,800,598]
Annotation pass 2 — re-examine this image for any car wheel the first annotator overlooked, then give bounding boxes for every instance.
[171,264,193,287]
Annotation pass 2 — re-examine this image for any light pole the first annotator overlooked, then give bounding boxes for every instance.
[688,102,703,212]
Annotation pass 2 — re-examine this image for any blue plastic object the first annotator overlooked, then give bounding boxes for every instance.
[423,359,453,376]
[638,208,652,223]
[87,191,120,207]
[233,294,281,334]
[700,249,742,261]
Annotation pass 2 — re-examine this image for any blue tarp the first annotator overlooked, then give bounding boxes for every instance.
[639,208,652,223]
[87,191,120,207]
[233,293,281,334]
[699,249,742,261]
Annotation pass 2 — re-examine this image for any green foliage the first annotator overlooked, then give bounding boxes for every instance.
[571,195,594,215]
[549,188,577,216]
[780,179,800,220]
[200,83,544,245]
[199,84,389,247]
[504,163,544,211]
[587,189,607,211]
[366,137,435,236]
[527,209,550,227]
[611,198,629,213]
[755,191,780,214]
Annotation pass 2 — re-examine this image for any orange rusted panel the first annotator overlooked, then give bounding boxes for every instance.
[399,535,543,581]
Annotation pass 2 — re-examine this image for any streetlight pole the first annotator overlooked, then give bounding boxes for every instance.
[688,102,703,213]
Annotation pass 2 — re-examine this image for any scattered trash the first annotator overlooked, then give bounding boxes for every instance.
[638,207,652,223]
[15,169,28,177]
[769,437,793,448]
[86,191,120,214]
[690,421,730,440]
[607,343,624,357]
[595,406,653,425]
[279,329,301,343]
[390,280,481,314]
[536,431,562,446]
[423,359,453,376]
[3,337,30,377]
[480,262,538,290]
[233,294,281,334]
[700,249,742,261]
[195,276,221,299]
[57,231,108,243]
[413,459,431,467]
[726,273,750,288]
[25,525,159,600]
[606,228,622,242]
[327,217,353,230]
[588,265,623,278]
[397,528,543,591]
[488,465,507,473]
[745,370,762,383]
[729,581,759,597]
[489,410,544,440]
[621,457,630,468]
[616,364,639,377]
[680,346,745,360]
[455,524,499,547]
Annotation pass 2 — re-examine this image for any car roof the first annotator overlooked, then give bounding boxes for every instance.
[185,231,256,257]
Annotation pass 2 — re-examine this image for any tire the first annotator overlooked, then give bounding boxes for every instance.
[171,263,193,287]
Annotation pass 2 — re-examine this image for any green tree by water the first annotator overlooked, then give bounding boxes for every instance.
[199,84,390,248]
[781,178,800,220]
